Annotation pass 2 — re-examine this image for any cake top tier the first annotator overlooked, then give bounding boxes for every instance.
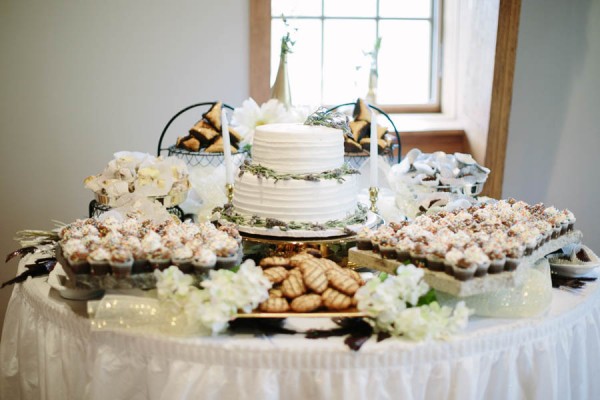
[252,123,344,174]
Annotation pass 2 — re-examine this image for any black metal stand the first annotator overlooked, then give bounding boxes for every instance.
[327,102,402,165]
[88,200,187,220]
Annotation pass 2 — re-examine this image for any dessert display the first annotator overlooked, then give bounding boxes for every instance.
[388,148,491,218]
[84,152,190,206]
[57,217,241,276]
[343,98,394,155]
[218,121,369,235]
[349,199,581,296]
[256,252,364,313]
[547,244,600,277]
[175,101,242,153]
[389,148,490,190]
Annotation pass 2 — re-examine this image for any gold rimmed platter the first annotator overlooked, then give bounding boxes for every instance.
[236,308,366,319]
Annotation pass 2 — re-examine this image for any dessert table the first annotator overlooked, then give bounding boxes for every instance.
[1,254,600,400]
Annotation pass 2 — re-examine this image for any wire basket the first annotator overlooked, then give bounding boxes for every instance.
[157,101,239,168]
[344,146,399,169]
[167,146,248,168]
[328,102,402,166]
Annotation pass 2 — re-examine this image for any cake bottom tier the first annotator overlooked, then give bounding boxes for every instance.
[232,174,358,223]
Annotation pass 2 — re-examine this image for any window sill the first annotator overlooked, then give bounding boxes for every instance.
[387,113,467,156]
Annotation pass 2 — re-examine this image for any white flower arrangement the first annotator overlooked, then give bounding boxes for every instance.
[154,261,470,340]
[355,264,471,340]
[154,260,271,334]
[232,98,312,147]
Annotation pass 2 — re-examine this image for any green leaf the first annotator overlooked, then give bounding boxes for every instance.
[417,289,437,306]
[379,272,388,282]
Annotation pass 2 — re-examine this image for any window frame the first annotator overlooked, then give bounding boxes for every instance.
[249,0,522,199]
[251,0,443,113]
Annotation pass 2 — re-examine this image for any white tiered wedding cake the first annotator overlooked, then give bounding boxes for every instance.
[232,123,359,224]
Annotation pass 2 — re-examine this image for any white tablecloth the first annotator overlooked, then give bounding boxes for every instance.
[2,254,600,400]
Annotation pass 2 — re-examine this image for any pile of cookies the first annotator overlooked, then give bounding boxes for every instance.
[175,101,242,153]
[257,252,365,313]
[344,98,393,154]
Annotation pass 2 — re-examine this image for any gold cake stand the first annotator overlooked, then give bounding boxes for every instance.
[240,214,384,266]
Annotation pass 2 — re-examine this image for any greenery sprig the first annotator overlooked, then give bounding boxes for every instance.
[238,161,359,183]
[304,107,351,136]
[214,204,369,232]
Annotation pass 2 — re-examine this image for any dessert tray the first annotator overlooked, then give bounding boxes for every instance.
[548,244,599,278]
[94,189,188,208]
[236,308,365,319]
[230,210,382,239]
[349,230,583,297]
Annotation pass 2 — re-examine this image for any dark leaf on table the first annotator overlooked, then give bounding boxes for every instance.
[5,246,38,263]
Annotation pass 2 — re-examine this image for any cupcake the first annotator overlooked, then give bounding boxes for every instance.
[563,209,576,232]
[464,245,490,277]
[425,241,448,272]
[172,245,194,273]
[142,231,170,270]
[211,237,240,270]
[444,248,476,281]
[409,242,428,268]
[483,244,506,274]
[218,223,242,244]
[378,235,398,259]
[395,237,414,262]
[123,236,149,274]
[192,248,217,276]
[356,227,373,250]
[62,239,90,274]
[444,248,463,277]
[504,239,525,271]
[87,247,111,275]
[109,248,134,279]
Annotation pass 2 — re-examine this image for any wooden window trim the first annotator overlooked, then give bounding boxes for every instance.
[249,0,521,199]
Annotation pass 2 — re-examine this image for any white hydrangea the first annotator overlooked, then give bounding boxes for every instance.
[355,264,471,340]
[154,266,197,313]
[155,260,271,335]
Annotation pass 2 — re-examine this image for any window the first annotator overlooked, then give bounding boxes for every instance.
[268,0,441,112]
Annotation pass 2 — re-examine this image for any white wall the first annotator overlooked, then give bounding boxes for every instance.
[504,0,600,251]
[0,0,249,332]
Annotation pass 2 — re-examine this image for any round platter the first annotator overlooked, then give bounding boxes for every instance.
[229,211,382,240]
[94,188,188,208]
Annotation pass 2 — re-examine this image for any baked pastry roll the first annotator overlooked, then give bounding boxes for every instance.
[202,101,223,131]
[205,137,238,153]
[353,98,371,122]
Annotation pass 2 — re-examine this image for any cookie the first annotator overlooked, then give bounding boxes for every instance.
[302,264,328,294]
[290,294,323,313]
[289,253,314,268]
[343,268,364,285]
[327,270,360,296]
[281,273,306,299]
[322,288,352,310]
[258,297,290,313]
[297,258,326,274]
[263,266,288,284]
[260,256,290,268]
